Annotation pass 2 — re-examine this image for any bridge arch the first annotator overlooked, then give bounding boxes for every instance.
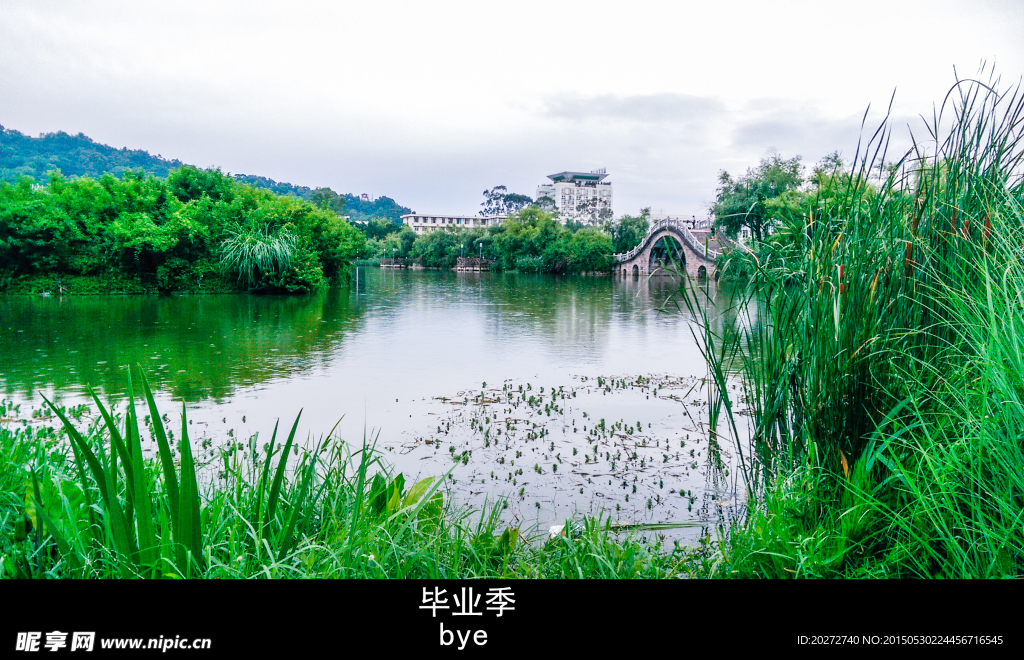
[613,219,719,278]
[648,235,685,274]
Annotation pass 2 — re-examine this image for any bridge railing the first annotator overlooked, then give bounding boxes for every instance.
[613,219,721,263]
[680,222,721,261]
[455,257,494,271]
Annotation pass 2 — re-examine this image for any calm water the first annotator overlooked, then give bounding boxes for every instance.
[1,269,750,539]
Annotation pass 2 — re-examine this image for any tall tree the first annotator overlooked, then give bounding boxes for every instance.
[360,217,400,240]
[574,197,611,224]
[608,208,650,253]
[480,185,533,216]
[534,195,556,211]
[712,151,804,242]
[310,187,347,216]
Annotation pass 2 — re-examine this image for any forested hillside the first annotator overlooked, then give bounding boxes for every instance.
[0,125,185,182]
[0,125,412,223]
[234,173,412,223]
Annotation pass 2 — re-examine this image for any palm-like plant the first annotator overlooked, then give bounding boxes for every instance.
[220,223,296,289]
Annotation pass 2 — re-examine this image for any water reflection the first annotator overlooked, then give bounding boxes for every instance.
[1,270,751,403]
[0,289,364,401]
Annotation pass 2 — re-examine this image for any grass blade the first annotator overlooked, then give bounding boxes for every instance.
[125,370,157,570]
[88,387,135,500]
[177,402,204,572]
[138,368,180,539]
[265,410,302,530]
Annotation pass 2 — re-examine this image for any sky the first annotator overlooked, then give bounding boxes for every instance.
[2,0,1024,217]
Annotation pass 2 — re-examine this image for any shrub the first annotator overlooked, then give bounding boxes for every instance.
[219,223,296,289]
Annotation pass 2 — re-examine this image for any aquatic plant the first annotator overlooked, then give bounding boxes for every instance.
[683,67,1024,577]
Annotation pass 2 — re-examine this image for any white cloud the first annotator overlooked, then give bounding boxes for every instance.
[543,93,725,126]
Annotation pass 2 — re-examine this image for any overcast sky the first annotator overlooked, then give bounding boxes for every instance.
[2,0,1023,216]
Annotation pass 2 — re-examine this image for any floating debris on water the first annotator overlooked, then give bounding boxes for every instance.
[384,372,749,545]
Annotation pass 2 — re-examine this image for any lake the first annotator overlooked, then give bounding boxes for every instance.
[1,268,751,542]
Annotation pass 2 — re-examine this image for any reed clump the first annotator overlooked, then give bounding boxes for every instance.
[688,68,1024,578]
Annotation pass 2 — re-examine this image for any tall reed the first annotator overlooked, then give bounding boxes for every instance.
[685,67,1024,577]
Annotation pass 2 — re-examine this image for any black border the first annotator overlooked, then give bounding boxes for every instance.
[5,580,1019,655]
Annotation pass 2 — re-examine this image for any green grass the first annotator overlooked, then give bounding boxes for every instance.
[683,68,1024,578]
[0,368,691,579]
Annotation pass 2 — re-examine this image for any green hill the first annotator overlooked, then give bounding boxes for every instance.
[0,125,412,223]
[0,125,185,181]
[232,173,412,223]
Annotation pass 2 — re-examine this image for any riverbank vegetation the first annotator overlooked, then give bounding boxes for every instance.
[1,126,643,289]
[0,169,639,294]
[0,166,367,294]
[0,373,690,579]
[694,71,1024,577]
[363,207,641,274]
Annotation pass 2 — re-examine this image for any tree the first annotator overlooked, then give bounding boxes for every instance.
[310,187,347,216]
[567,228,615,272]
[575,197,596,223]
[398,226,416,256]
[534,195,556,212]
[810,151,845,189]
[572,196,611,225]
[608,208,650,253]
[361,217,401,240]
[491,207,559,272]
[712,151,804,243]
[480,185,533,216]
[343,194,412,224]
[168,166,235,203]
[562,219,587,233]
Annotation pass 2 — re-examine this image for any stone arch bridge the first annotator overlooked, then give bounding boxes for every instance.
[613,219,720,278]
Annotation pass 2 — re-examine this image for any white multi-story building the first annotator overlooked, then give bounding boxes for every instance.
[535,169,612,225]
[401,213,506,234]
